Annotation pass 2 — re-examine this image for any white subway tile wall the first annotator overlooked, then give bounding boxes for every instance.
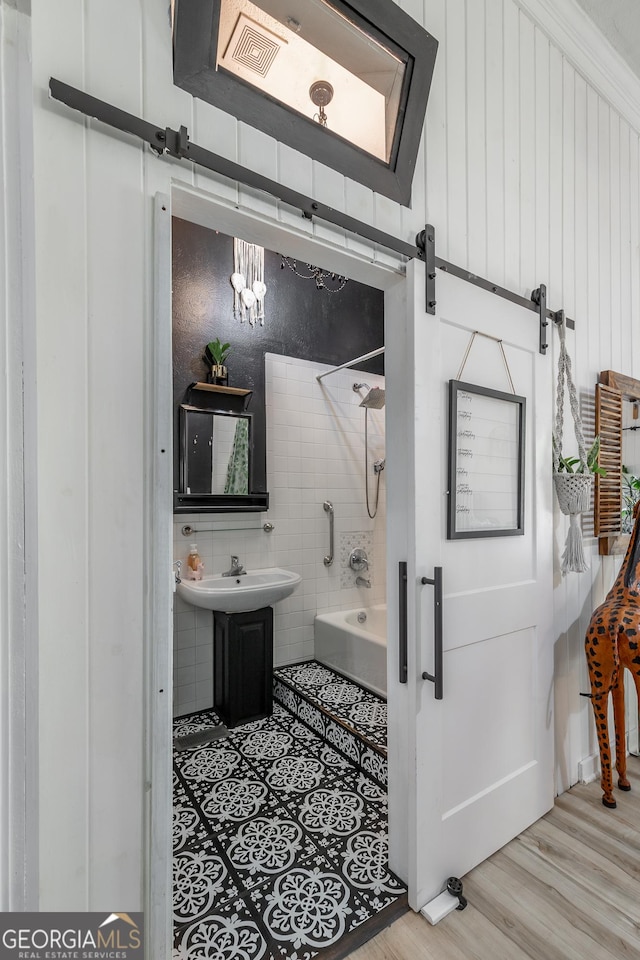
[172,353,386,716]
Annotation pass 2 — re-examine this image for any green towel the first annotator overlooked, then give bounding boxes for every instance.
[224,418,249,495]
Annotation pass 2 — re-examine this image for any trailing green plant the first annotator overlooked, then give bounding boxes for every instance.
[556,435,607,476]
[204,338,231,367]
[622,464,640,533]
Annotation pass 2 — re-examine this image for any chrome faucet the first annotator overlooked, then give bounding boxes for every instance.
[173,559,182,584]
[222,555,245,577]
[356,575,371,588]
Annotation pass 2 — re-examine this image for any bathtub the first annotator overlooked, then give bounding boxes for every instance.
[314,604,387,697]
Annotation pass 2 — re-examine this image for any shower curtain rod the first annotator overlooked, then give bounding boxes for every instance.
[316,347,385,381]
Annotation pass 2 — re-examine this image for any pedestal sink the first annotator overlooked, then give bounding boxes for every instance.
[177,567,302,613]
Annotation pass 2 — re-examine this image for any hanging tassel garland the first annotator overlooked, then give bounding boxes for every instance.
[232,238,266,326]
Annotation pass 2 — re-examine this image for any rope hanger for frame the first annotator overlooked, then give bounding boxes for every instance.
[456,330,516,393]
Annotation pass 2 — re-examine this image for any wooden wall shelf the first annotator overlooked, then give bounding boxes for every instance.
[186,381,253,410]
[188,381,251,397]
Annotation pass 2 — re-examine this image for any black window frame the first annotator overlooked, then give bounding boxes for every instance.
[173,0,438,205]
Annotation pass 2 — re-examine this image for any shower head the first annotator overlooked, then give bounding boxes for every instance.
[358,386,386,409]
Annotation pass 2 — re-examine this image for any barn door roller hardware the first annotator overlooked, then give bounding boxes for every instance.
[48,78,576,350]
[48,78,423,265]
[416,229,574,353]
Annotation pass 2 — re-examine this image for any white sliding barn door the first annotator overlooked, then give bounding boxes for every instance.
[388,263,554,910]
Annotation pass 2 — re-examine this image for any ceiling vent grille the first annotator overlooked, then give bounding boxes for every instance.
[228,17,282,78]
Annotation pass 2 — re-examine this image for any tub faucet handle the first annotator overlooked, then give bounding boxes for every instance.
[349,548,369,572]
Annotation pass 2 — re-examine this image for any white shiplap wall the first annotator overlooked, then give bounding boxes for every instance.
[0,0,38,911]
[422,0,640,789]
[25,0,640,914]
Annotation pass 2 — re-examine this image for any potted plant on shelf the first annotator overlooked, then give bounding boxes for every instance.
[204,338,231,385]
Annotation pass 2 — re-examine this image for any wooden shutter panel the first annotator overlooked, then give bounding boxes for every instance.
[594,382,623,535]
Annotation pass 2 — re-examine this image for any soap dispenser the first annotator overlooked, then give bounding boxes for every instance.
[186,543,204,581]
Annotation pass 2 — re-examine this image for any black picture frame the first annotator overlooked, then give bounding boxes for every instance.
[172,0,438,205]
[447,380,526,540]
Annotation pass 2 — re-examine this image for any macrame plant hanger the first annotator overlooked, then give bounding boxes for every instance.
[553,312,591,574]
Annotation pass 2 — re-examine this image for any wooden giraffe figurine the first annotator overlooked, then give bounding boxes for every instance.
[585,500,640,808]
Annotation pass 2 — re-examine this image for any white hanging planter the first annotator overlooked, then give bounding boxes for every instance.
[553,314,594,574]
[553,472,593,516]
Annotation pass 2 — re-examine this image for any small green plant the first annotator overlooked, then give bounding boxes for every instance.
[556,436,607,476]
[204,338,231,367]
[622,464,640,533]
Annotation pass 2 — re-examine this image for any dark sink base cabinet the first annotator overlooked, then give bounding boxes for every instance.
[213,606,273,728]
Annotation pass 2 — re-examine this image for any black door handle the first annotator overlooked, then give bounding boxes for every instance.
[398,561,408,684]
[421,566,443,700]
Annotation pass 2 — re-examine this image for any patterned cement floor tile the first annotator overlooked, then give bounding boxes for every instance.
[233,727,300,766]
[173,740,248,788]
[281,780,385,856]
[197,776,284,836]
[299,738,358,780]
[335,768,389,817]
[246,854,371,958]
[274,661,388,756]
[218,808,321,895]
[276,663,339,691]
[173,838,240,926]
[173,781,210,852]
[173,683,403,959]
[173,895,275,960]
[247,750,338,798]
[331,828,406,911]
[173,709,224,739]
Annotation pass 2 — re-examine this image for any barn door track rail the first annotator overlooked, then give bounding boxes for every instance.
[49,78,574,352]
[416,228,573,352]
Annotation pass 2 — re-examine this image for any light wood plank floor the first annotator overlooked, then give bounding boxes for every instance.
[351,756,640,960]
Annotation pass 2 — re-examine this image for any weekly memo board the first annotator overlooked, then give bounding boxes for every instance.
[447,380,526,539]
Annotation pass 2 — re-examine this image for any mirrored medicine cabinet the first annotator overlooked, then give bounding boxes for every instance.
[174,384,269,513]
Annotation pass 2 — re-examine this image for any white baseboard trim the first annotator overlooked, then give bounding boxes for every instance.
[577,753,600,784]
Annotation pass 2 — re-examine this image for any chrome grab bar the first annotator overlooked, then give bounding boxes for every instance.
[323,501,334,566]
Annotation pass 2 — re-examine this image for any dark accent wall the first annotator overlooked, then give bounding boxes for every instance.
[172,217,384,497]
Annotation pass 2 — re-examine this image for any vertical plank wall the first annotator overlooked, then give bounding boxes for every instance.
[29,0,640,906]
[421,0,640,790]
[0,0,38,910]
